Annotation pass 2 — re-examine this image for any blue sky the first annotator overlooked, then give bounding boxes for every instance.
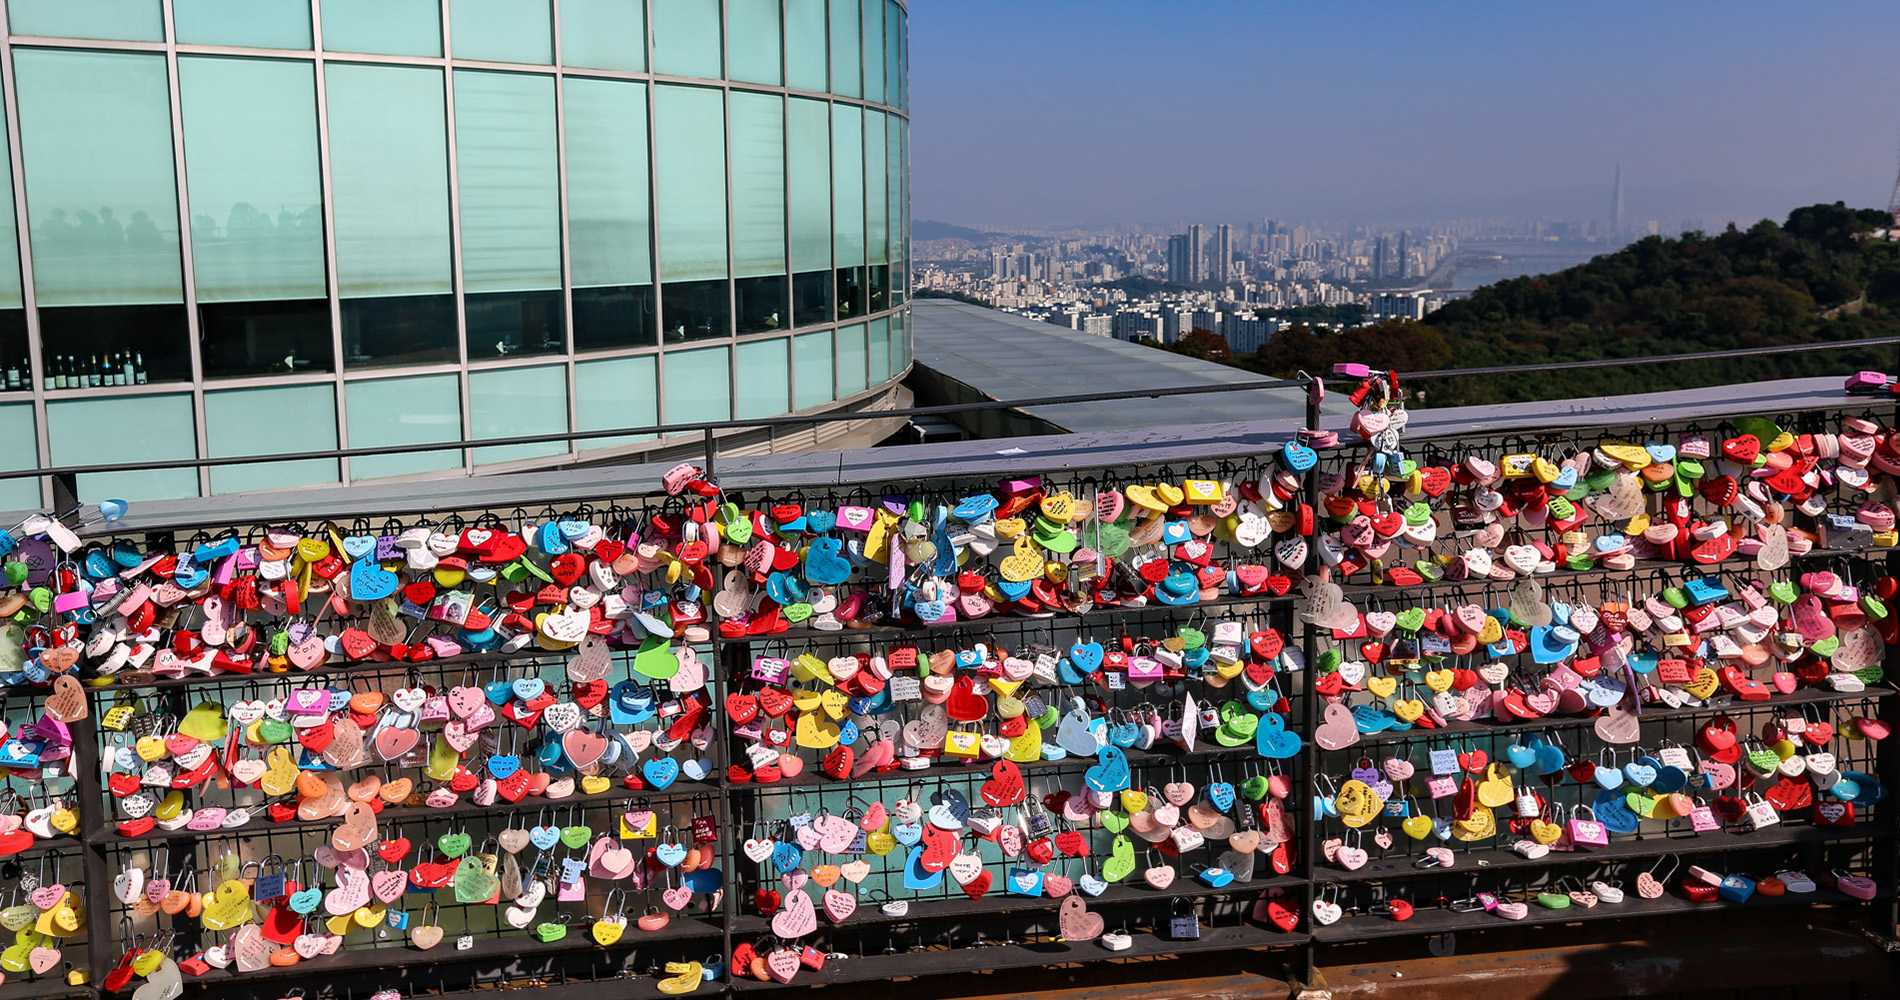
[907,0,1897,228]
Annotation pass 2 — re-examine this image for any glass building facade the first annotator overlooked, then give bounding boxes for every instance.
[0,0,910,505]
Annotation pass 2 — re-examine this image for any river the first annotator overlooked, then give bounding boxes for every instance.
[1423,239,1623,292]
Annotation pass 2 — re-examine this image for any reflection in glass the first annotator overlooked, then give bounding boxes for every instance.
[321,0,441,56]
[204,384,339,493]
[575,355,657,448]
[729,0,783,85]
[868,264,889,314]
[469,363,567,465]
[792,271,832,327]
[829,0,860,98]
[651,0,722,78]
[835,266,864,320]
[450,0,552,63]
[573,285,656,351]
[786,0,829,91]
[48,393,198,501]
[736,338,790,418]
[654,86,727,283]
[173,0,311,48]
[792,329,832,409]
[465,289,564,359]
[832,104,864,268]
[663,345,731,423]
[564,77,653,351]
[8,0,163,41]
[835,322,867,396]
[736,275,787,335]
[662,279,729,342]
[561,0,645,71]
[345,374,461,480]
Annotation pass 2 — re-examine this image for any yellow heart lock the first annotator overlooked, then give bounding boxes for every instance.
[153,790,185,821]
[423,737,460,782]
[1597,441,1653,469]
[1005,722,1042,762]
[862,512,896,564]
[353,904,386,928]
[1529,819,1562,844]
[1477,616,1504,645]
[581,776,611,794]
[262,745,302,795]
[134,735,167,762]
[178,701,230,742]
[592,918,626,946]
[49,807,77,836]
[1153,482,1185,506]
[1401,815,1433,840]
[999,537,1045,583]
[198,880,252,931]
[102,704,136,731]
[865,828,896,855]
[1452,807,1497,841]
[51,897,82,935]
[791,654,829,684]
[1625,512,1652,536]
[1366,676,1398,699]
[1120,789,1149,813]
[325,913,356,936]
[1335,779,1383,828]
[130,948,164,977]
[1769,738,1799,760]
[295,537,330,563]
[658,961,704,995]
[0,906,34,933]
[818,689,850,721]
[994,694,1025,718]
[1124,485,1164,512]
[1424,669,1454,692]
[1684,668,1721,700]
[1040,491,1079,521]
[794,712,840,749]
[1475,764,1515,808]
[1392,698,1425,723]
[791,688,824,714]
[993,517,1027,539]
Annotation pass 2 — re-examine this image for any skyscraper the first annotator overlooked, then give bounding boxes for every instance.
[1216,224,1232,284]
[1611,164,1624,234]
[1187,224,1204,282]
[1373,236,1388,282]
[1166,234,1194,284]
[1396,231,1409,279]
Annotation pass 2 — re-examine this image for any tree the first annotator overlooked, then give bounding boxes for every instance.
[1173,329,1232,362]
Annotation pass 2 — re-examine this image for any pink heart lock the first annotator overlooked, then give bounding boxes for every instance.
[1382,757,1415,782]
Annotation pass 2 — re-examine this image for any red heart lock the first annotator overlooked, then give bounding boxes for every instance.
[959,869,993,898]
[1314,673,1346,697]
[116,817,156,837]
[1054,829,1088,857]
[1024,837,1056,865]
[1698,717,1741,762]
[1458,750,1488,773]
[403,581,436,605]
[1266,899,1301,932]
[1041,791,1070,814]
[1386,899,1414,920]
[1711,794,1747,821]
[549,553,586,586]
[267,802,297,822]
[378,837,411,862]
[1763,776,1811,811]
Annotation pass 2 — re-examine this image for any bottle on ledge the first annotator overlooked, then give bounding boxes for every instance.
[85,354,101,388]
[134,351,147,385]
[52,354,67,390]
[119,351,133,386]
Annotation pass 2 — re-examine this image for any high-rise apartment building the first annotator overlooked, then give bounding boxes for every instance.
[1166,234,1194,284]
[1215,224,1232,284]
[0,0,913,504]
[1373,236,1388,281]
[1187,224,1204,282]
[1396,231,1410,279]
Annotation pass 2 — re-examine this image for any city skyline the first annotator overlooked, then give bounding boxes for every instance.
[907,1,1895,229]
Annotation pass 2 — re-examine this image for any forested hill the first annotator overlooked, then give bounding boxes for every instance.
[1249,203,1900,405]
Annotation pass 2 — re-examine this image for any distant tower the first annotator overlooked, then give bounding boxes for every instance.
[1396,231,1409,279]
[1215,224,1232,283]
[1888,138,1900,223]
[1187,223,1204,281]
[1611,164,1624,234]
[1372,236,1387,281]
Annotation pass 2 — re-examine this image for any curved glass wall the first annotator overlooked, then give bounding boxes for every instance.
[0,0,911,503]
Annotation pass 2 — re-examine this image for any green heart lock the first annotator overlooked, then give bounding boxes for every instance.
[1316,648,1343,671]
[1177,628,1206,650]
[1,562,26,587]
[908,500,927,523]
[1099,810,1129,834]
[1768,581,1798,604]
[632,635,679,680]
[1094,519,1132,558]
[1414,560,1443,582]
[1624,791,1657,818]
[1034,704,1060,729]
[1241,775,1271,801]
[1660,587,1688,609]
[1215,714,1258,747]
[1676,458,1705,481]
[452,858,499,904]
[438,832,472,858]
[534,921,567,942]
[1746,748,1780,773]
[269,630,290,656]
[1547,496,1575,520]
[1732,416,1783,448]
[782,602,813,624]
[258,717,293,744]
[1398,458,1418,479]
[1566,553,1594,571]
[723,509,753,545]
[1583,468,1619,492]
[1102,834,1136,881]
[1810,635,1841,658]
[26,588,50,614]
[1403,502,1433,526]
[1395,608,1426,632]
[1563,482,1590,503]
[1854,664,1886,684]
[561,825,592,849]
[498,558,532,583]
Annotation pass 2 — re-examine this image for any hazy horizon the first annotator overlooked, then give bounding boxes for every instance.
[908,0,1896,230]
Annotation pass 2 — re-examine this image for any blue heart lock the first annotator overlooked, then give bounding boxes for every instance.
[1505,742,1538,768]
[172,558,209,590]
[931,529,959,575]
[1534,742,1567,775]
[683,868,723,893]
[642,756,680,789]
[1627,652,1658,674]
[194,536,240,563]
[1057,656,1089,685]
[1843,772,1886,803]
[326,689,352,712]
[557,519,591,540]
[891,820,923,846]
[1352,704,1397,733]
[1041,742,1068,760]
[951,495,998,521]
[1255,713,1301,758]
[996,578,1032,601]
[1280,441,1316,471]
[340,534,377,559]
[109,539,140,568]
[529,825,562,850]
[81,550,112,581]
[1084,745,1131,792]
[296,748,335,771]
[1621,760,1658,787]
[932,788,972,824]
[610,680,655,725]
[288,887,322,914]
[536,521,568,555]
[512,677,547,701]
[484,681,514,705]
[655,842,688,867]
[1007,867,1045,896]
[1207,782,1236,811]
[1197,866,1234,888]
[1593,787,1641,833]
[1595,764,1624,789]
[902,846,943,889]
[1078,874,1108,897]
[837,720,860,744]
[803,537,852,585]
[1245,687,1278,712]
[805,509,837,533]
[350,558,399,601]
[1069,641,1105,673]
[1106,722,1139,748]
[537,741,573,774]
[488,755,520,779]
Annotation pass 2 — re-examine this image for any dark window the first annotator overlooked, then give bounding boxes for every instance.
[0,311,28,392]
[661,279,729,343]
[835,265,865,320]
[792,270,831,326]
[39,304,191,383]
[868,264,889,314]
[736,275,787,335]
[199,299,333,377]
[464,288,565,360]
[572,284,656,352]
[340,293,456,368]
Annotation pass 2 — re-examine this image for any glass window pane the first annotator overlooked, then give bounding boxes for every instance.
[828,0,859,97]
[327,64,455,367]
[451,0,551,63]
[565,78,650,289]
[0,403,37,510]
[453,71,560,294]
[861,0,883,104]
[835,322,866,396]
[663,345,730,423]
[891,308,906,376]
[785,0,827,92]
[0,72,21,312]
[654,85,726,282]
[788,98,830,275]
[832,104,863,267]
[730,92,784,279]
[865,112,886,265]
[8,0,161,41]
[575,354,656,448]
[179,57,325,304]
[345,374,460,479]
[469,363,566,465]
[888,114,903,270]
[868,316,888,383]
[736,337,789,418]
[729,0,781,85]
[175,0,311,48]
[886,1,902,106]
[205,384,339,493]
[651,0,722,79]
[792,329,831,408]
[48,394,197,500]
[321,0,441,56]
[16,50,181,308]
[561,0,644,71]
